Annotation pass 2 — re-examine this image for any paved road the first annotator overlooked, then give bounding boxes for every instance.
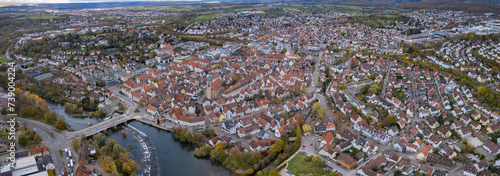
[5,47,13,62]
[307,52,322,94]
[411,68,419,120]
[381,61,393,96]
[430,71,445,112]
[11,117,69,175]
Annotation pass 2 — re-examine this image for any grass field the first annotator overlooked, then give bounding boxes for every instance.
[0,54,7,63]
[194,15,215,21]
[287,153,332,175]
[281,4,374,14]
[0,133,9,140]
[164,6,176,10]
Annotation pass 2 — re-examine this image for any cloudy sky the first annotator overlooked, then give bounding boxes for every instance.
[2,0,200,3]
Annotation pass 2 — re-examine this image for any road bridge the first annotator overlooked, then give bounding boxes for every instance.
[68,115,139,138]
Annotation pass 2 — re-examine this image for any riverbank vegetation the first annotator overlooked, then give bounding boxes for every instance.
[64,102,107,118]
[87,132,140,176]
[172,124,303,175]
[14,89,68,130]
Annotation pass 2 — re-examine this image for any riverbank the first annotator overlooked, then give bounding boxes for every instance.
[129,122,232,176]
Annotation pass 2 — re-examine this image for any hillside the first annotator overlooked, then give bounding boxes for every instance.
[303,0,500,14]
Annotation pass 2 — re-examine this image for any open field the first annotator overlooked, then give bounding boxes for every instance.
[280,4,378,14]
[287,153,332,175]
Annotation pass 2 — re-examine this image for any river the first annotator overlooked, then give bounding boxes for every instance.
[122,122,232,176]
[46,101,102,131]
[45,101,231,176]
[47,101,232,176]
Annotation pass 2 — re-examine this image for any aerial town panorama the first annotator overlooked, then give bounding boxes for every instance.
[0,0,500,176]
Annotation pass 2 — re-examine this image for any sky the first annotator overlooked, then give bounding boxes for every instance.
[1,0,200,3]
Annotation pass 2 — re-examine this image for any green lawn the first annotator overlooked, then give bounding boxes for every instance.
[0,58,7,64]
[164,6,176,10]
[287,153,333,175]
[0,133,9,140]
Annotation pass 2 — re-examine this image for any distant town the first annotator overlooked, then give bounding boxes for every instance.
[0,1,499,176]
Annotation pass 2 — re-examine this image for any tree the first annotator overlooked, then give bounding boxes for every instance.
[185,130,194,143]
[488,94,495,103]
[73,140,80,153]
[44,112,57,124]
[100,156,116,173]
[368,84,381,94]
[121,130,127,137]
[47,169,55,176]
[246,168,254,174]
[318,107,327,119]
[194,145,212,157]
[97,79,104,87]
[213,64,222,69]
[122,158,139,175]
[94,132,107,147]
[312,102,322,111]
[269,139,285,153]
[479,86,488,95]
[55,119,66,130]
[301,86,307,92]
[215,142,225,152]
[202,128,217,137]
[302,124,312,133]
[18,132,28,146]
[274,98,282,103]
[118,103,127,111]
[34,134,42,143]
[340,84,347,90]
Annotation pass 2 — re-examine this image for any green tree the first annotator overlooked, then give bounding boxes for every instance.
[246,168,254,174]
[55,119,66,130]
[18,132,28,146]
[488,94,495,103]
[73,140,80,153]
[44,112,57,124]
[94,132,107,147]
[368,84,381,94]
[34,134,42,143]
[185,130,194,143]
[202,128,217,137]
[318,107,327,119]
[269,139,285,153]
[479,86,488,95]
